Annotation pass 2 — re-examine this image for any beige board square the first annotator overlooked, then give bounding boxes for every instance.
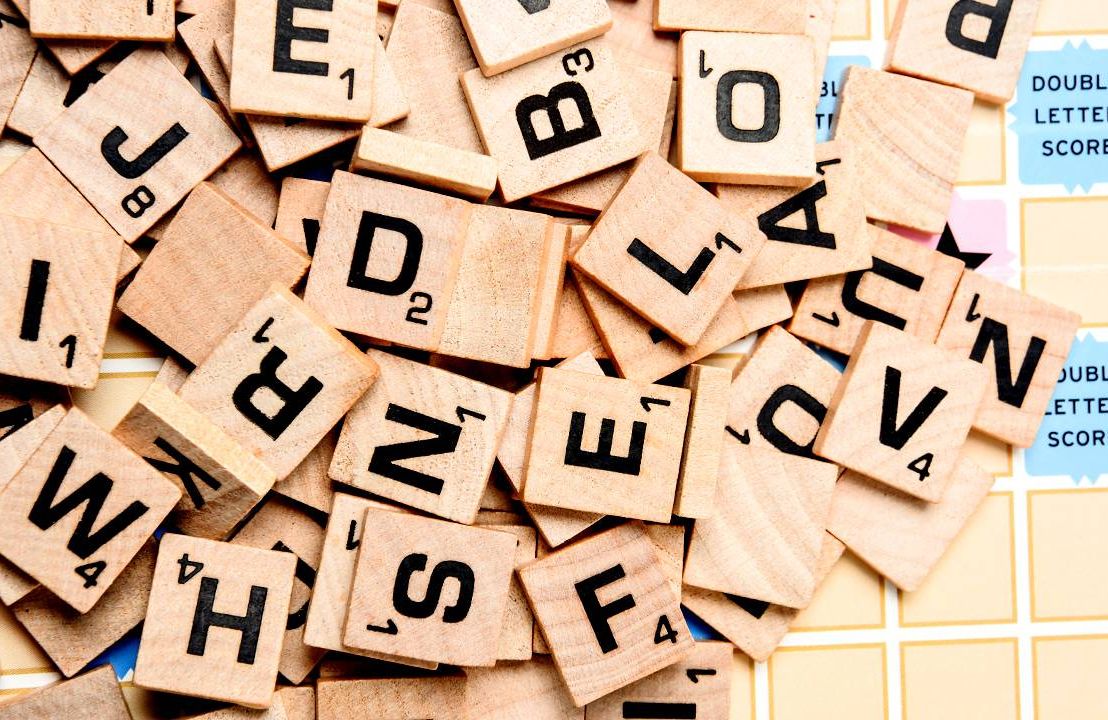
[113,382,276,539]
[490,524,538,661]
[342,507,517,666]
[455,0,610,76]
[678,32,815,186]
[1029,490,1108,622]
[35,50,241,242]
[0,665,130,720]
[715,140,871,289]
[682,533,845,662]
[0,2,34,128]
[574,152,764,345]
[273,429,336,514]
[462,39,642,202]
[901,639,1020,720]
[522,367,690,522]
[330,349,511,524]
[769,645,887,720]
[317,676,466,720]
[655,0,808,32]
[833,66,973,233]
[936,271,1080,448]
[585,641,733,720]
[229,0,375,121]
[275,177,330,257]
[464,657,581,720]
[304,171,471,351]
[28,0,172,40]
[577,274,792,384]
[230,498,327,684]
[436,205,555,367]
[725,326,842,461]
[791,223,965,356]
[10,538,155,677]
[302,493,438,669]
[815,322,988,501]
[134,533,295,708]
[829,457,994,591]
[351,126,499,201]
[0,408,179,612]
[519,522,694,706]
[887,0,1040,103]
[674,364,730,519]
[179,287,379,480]
[118,182,310,365]
[1033,636,1108,720]
[0,214,122,389]
[684,446,837,607]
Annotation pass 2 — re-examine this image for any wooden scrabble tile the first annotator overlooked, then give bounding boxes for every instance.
[304,171,471,351]
[186,684,308,719]
[275,177,330,257]
[519,522,694,706]
[464,657,581,720]
[134,533,296,708]
[490,524,538,661]
[684,446,837,606]
[674,364,730,519]
[644,521,685,598]
[828,457,994,591]
[574,152,763,345]
[352,126,498,201]
[229,0,375,121]
[715,140,872,289]
[34,50,241,242]
[154,355,191,392]
[815,322,988,501]
[368,34,409,127]
[330,349,511,524]
[585,640,733,719]
[462,39,641,202]
[317,676,466,720]
[833,66,973,233]
[790,224,965,355]
[454,0,610,76]
[206,150,280,228]
[11,538,155,677]
[655,0,808,32]
[682,533,845,662]
[230,498,327,684]
[0,214,122,388]
[113,382,276,539]
[0,665,130,719]
[886,0,1040,103]
[177,1,235,111]
[0,2,35,129]
[678,31,815,186]
[807,0,837,90]
[302,493,438,669]
[118,183,310,365]
[437,205,556,366]
[549,272,608,361]
[724,326,842,461]
[530,222,571,361]
[272,429,336,514]
[343,507,517,666]
[935,270,1081,447]
[179,287,379,480]
[0,408,180,612]
[28,0,173,40]
[607,0,677,77]
[522,367,690,521]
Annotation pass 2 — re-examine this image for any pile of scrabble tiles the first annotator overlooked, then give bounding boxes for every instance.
[0,0,1081,717]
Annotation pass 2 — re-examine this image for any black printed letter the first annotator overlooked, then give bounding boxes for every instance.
[716,70,780,143]
[969,317,1046,409]
[841,258,924,331]
[564,411,646,475]
[101,124,189,179]
[347,211,423,296]
[392,553,474,623]
[188,576,268,664]
[878,366,948,450]
[273,0,331,76]
[756,385,827,459]
[575,564,636,653]
[368,404,462,495]
[232,347,324,440]
[946,0,1012,59]
[516,81,601,160]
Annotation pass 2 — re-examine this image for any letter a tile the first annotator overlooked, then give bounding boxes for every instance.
[519,522,694,706]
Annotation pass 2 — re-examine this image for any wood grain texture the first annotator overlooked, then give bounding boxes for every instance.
[684,446,837,607]
[462,39,641,202]
[790,223,965,356]
[607,0,678,77]
[574,152,763,345]
[678,31,815,186]
[343,507,517,666]
[519,522,693,706]
[134,533,296,708]
[464,657,581,720]
[489,524,538,661]
[656,0,808,32]
[118,182,310,365]
[29,0,174,40]
[0,0,35,129]
[832,66,973,233]
[936,270,1081,447]
[815,322,988,501]
[179,287,379,480]
[549,271,608,361]
[316,676,466,720]
[35,50,241,242]
[272,429,336,514]
[808,0,838,90]
[304,171,471,351]
[205,150,280,228]
[530,223,573,362]
[274,177,330,257]
[0,408,179,612]
[674,364,730,519]
[113,381,276,539]
[0,665,130,719]
[828,457,994,591]
[454,0,610,76]
[352,126,498,201]
[330,349,511,524]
